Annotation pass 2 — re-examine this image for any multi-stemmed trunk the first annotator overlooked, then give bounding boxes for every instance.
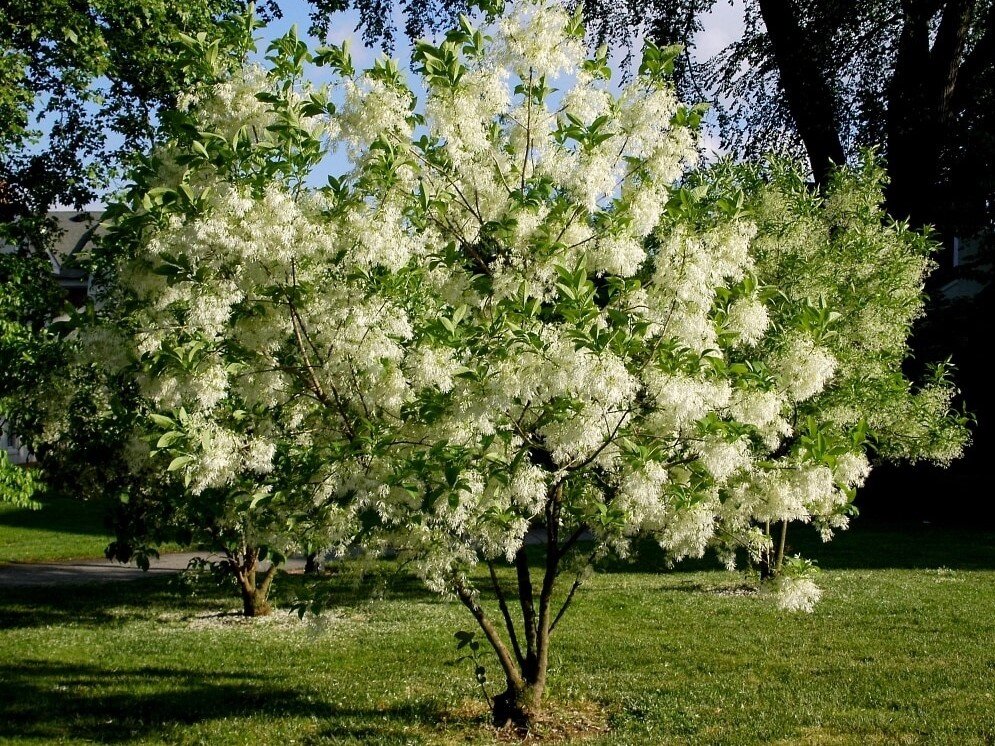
[228,546,280,617]
[453,482,590,730]
[758,519,790,581]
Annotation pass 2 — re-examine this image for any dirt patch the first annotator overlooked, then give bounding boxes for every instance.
[446,698,611,742]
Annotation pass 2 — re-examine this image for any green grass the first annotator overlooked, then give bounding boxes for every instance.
[0,495,113,563]
[1,525,994,744]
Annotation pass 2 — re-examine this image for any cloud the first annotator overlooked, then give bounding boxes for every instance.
[692,0,745,61]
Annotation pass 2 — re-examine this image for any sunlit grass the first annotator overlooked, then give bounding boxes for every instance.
[1,525,993,744]
[0,495,112,563]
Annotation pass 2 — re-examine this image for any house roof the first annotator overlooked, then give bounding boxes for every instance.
[46,211,103,274]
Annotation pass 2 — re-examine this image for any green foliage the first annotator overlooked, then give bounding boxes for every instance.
[0,0,263,214]
[0,452,40,509]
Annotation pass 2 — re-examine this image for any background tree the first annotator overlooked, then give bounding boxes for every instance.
[0,0,288,217]
[0,0,282,507]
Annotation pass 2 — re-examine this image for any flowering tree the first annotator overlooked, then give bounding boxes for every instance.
[88,0,966,725]
[81,17,355,616]
[706,157,969,588]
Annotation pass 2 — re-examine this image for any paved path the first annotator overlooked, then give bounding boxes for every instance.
[0,528,584,588]
[0,553,306,588]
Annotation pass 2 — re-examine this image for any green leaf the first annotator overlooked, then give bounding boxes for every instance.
[167,455,195,472]
[149,413,176,429]
[156,431,183,449]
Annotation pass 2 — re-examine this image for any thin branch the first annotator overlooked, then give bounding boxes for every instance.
[558,523,589,558]
[550,548,598,635]
[453,576,525,690]
[488,561,525,667]
[567,410,631,472]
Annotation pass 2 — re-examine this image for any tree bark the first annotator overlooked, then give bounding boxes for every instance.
[232,548,279,617]
[304,550,321,575]
[240,584,273,617]
[756,0,847,187]
[949,5,995,114]
[886,0,975,227]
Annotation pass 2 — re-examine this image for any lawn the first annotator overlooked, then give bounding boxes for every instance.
[1,524,993,744]
[0,495,113,563]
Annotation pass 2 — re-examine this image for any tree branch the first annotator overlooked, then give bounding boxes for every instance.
[951,4,995,113]
[930,0,975,124]
[453,577,525,690]
[549,548,597,637]
[558,523,589,559]
[488,561,525,667]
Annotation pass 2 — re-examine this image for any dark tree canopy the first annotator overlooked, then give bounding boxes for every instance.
[0,0,285,219]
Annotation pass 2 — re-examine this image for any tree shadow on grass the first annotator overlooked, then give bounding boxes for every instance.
[0,659,454,743]
[0,565,444,631]
[588,524,995,575]
[0,575,206,630]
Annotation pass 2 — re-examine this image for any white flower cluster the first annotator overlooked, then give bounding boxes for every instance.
[339,76,413,156]
[495,1,585,78]
[648,222,757,352]
[643,372,731,432]
[177,64,273,140]
[775,335,838,402]
[776,575,822,613]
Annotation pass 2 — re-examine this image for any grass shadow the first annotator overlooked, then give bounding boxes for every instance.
[0,561,445,632]
[0,575,230,630]
[1,660,305,742]
[0,659,461,743]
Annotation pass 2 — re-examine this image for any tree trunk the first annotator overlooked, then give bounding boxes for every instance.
[886,0,974,229]
[451,483,595,731]
[492,681,544,729]
[232,548,280,618]
[756,0,846,187]
[240,584,273,617]
[304,551,321,575]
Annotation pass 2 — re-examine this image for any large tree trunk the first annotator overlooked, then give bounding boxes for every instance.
[756,0,847,187]
[886,0,975,228]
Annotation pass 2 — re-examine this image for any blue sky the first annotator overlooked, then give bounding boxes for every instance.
[55,0,743,208]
